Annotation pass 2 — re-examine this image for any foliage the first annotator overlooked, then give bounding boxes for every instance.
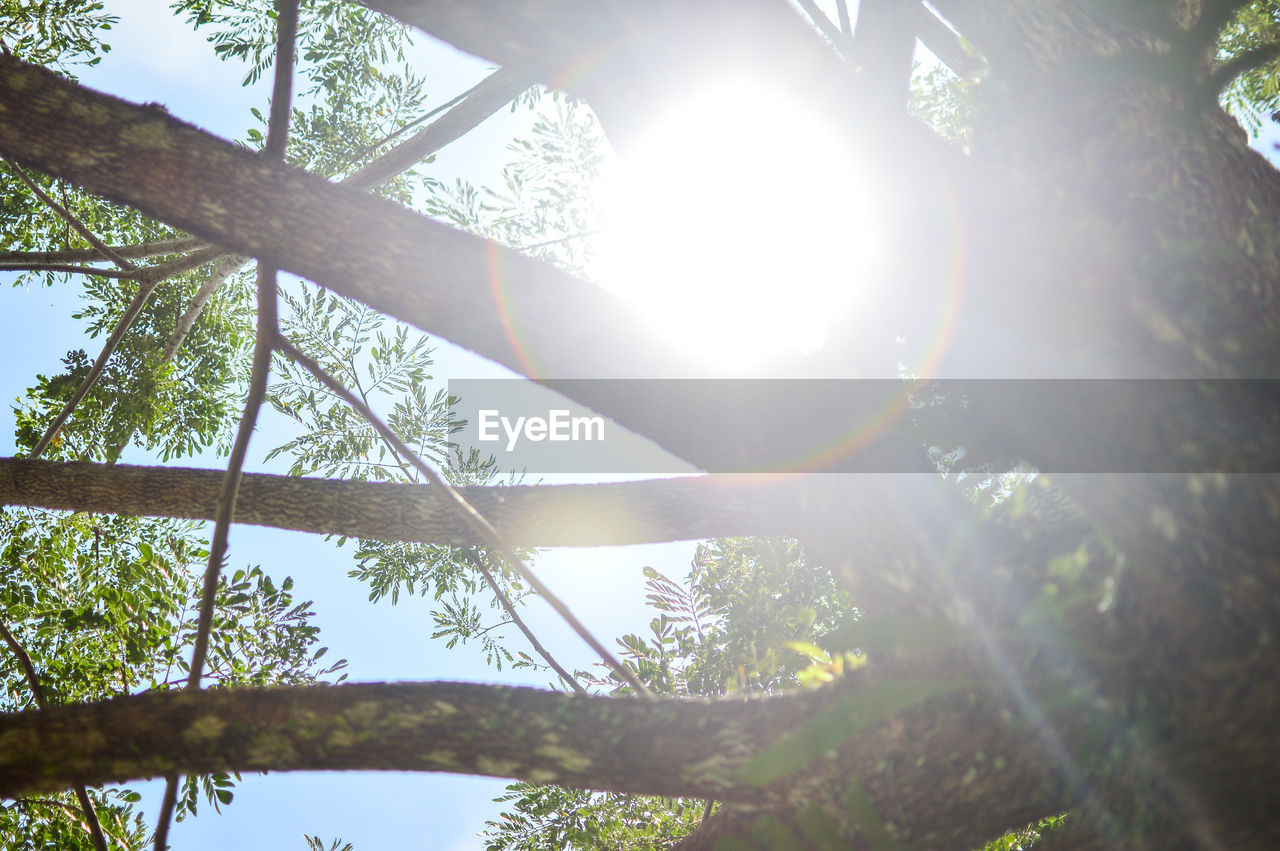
[486,538,858,848]
[1217,0,1280,134]
[423,96,608,277]
[485,784,704,851]
[0,0,118,71]
[910,61,976,146]
[0,506,345,841]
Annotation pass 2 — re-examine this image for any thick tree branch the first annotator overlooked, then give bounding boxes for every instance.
[0,674,1078,850]
[0,459,794,546]
[918,6,986,80]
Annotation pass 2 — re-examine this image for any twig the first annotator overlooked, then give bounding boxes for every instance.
[0,619,109,851]
[0,262,144,278]
[155,5,296,845]
[274,336,652,697]
[329,354,585,694]
[0,236,205,264]
[27,247,224,459]
[461,548,588,695]
[2,155,135,269]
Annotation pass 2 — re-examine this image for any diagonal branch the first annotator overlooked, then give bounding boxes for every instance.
[275,337,651,696]
[793,0,850,50]
[462,548,588,695]
[26,246,225,459]
[343,65,532,189]
[2,155,135,270]
[106,65,532,463]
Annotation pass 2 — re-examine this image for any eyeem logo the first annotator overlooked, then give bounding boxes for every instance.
[478,409,606,451]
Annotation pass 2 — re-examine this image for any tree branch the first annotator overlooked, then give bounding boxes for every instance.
[157,6,297,846]
[0,262,146,278]
[275,337,650,696]
[25,247,224,459]
[0,458,789,546]
[917,5,986,80]
[462,548,588,695]
[2,155,136,270]
[0,237,205,265]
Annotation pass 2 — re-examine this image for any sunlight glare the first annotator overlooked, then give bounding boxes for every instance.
[598,80,871,370]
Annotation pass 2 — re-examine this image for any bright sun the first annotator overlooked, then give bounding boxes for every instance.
[597,79,871,371]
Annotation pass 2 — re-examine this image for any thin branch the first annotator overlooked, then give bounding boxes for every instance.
[793,0,850,49]
[515,229,604,252]
[0,619,109,851]
[2,155,135,269]
[1211,41,1280,95]
[462,548,588,695]
[156,6,296,849]
[26,246,224,459]
[0,262,144,278]
[152,774,178,851]
[0,236,205,264]
[12,797,85,818]
[183,265,277,691]
[274,336,651,697]
[836,0,853,39]
[329,345,585,694]
[0,618,47,707]
[343,65,532,191]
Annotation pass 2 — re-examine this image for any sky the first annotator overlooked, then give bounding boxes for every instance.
[0,3,699,849]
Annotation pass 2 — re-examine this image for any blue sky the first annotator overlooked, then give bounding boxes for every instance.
[0,3,698,848]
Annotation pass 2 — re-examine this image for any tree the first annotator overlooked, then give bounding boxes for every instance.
[2,0,1280,849]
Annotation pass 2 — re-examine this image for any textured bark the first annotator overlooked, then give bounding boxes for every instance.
[0,458,790,546]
